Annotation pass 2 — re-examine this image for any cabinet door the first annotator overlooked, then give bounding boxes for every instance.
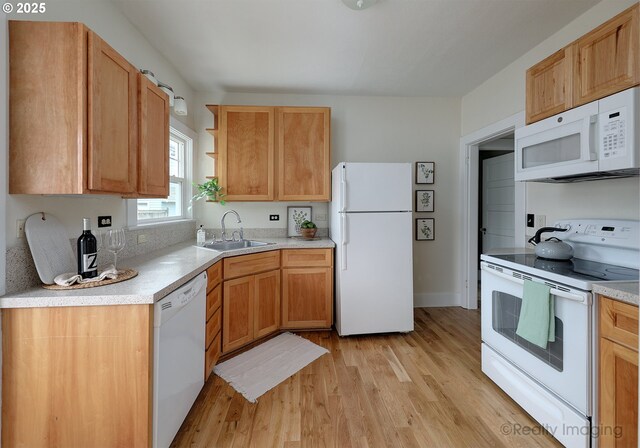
[137,74,169,197]
[573,4,639,107]
[599,338,638,448]
[277,107,331,201]
[254,270,281,339]
[525,47,573,124]
[281,267,333,329]
[218,106,275,201]
[222,276,255,353]
[87,31,138,194]
[9,21,87,194]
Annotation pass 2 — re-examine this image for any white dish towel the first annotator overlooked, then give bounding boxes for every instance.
[53,265,119,286]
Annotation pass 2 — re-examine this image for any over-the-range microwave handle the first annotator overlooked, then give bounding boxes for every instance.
[582,114,598,162]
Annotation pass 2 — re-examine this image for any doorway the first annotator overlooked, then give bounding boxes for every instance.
[478,138,515,262]
[459,112,526,310]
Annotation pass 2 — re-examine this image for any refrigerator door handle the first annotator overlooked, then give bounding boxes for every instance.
[340,166,346,212]
[341,213,347,270]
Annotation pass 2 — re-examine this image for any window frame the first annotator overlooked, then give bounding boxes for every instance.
[126,117,195,228]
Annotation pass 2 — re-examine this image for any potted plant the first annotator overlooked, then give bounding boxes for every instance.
[191,178,226,205]
[300,220,317,239]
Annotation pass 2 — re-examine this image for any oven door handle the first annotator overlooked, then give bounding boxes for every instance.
[481,264,588,304]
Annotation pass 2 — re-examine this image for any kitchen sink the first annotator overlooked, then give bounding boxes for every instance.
[201,240,273,252]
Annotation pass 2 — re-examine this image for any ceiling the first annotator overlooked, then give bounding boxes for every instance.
[115,0,599,97]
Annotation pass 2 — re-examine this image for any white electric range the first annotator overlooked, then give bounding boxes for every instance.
[480,219,640,448]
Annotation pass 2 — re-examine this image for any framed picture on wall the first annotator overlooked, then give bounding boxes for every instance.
[415,190,434,212]
[287,206,312,237]
[416,218,435,241]
[416,162,435,184]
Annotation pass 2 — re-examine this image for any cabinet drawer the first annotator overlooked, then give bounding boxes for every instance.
[206,284,222,322]
[206,262,223,292]
[601,296,639,351]
[281,249,333,267]
[205,332,221,380]
[206,308,221,350]
[224,250,280,279]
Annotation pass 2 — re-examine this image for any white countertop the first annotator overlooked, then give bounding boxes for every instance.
[0,238,335,309]
[593,281,639,306]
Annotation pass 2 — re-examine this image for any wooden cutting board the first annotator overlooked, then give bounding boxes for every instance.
[25,213,77,284]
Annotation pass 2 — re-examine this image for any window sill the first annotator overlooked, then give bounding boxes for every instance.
[126,218,195,232]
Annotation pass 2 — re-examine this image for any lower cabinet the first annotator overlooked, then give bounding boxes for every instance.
[254,270,281,338]
[281,249,333,329]
[222,251,281,354]
[599,296,639,448]
[222,269,280,353]
[222,275,256,353]
[2,305,153,447]
[205,261,223,379]
[221,248,333,355]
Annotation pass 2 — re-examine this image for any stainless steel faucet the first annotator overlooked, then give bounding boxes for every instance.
[220,210,243,242]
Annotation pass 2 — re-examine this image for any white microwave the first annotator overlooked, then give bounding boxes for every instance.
[515,86,639,182]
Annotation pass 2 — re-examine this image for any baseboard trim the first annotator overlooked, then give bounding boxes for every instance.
[413,292,461,308]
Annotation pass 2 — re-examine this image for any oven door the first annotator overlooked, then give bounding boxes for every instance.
[481,262,591,415]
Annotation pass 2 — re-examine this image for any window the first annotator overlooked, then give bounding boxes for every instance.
[129,120,194,226]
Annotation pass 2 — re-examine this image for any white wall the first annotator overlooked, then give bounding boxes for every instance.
[461,0,640,234]
[193,92,463,306]
[3,0,197,247]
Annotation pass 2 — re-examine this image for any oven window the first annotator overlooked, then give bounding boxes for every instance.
[492,291,563,371]
[522,133,581,168]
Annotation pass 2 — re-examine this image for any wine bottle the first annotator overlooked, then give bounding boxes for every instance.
[77,218,98,279]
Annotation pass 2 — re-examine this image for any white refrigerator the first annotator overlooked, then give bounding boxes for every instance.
[330,162,414,336]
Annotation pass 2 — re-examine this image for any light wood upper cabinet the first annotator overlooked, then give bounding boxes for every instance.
[525,47,573,124]
[599,296,639,448]
[525,4,639,124]
[207,105,331,202]
[218,106,275,201]
[9,21,169,196]
[573,4,639,107]
[277,107,331,201]
[136,73,170,197]
[87,31,138,194]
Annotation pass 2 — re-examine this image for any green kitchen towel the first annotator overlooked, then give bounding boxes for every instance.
[516,280,555,349]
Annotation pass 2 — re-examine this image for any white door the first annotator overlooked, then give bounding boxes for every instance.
[482,153,515,252]
[340,163,412,212]
[336,212,414,336]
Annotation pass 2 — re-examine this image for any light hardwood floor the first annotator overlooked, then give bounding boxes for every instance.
[172,307,561,447]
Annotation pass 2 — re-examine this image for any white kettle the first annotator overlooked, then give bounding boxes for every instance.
[528,227,574,260]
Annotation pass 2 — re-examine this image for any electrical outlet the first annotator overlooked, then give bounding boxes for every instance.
[526,214,534,228]
[16,219,25,239]
[535,215,546,228]
[269,214,280,221]
[315,213,327,221]
[137,234,148,244]
[98,216,112,228]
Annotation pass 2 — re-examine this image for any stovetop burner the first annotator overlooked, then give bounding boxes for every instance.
[490,253,639,283]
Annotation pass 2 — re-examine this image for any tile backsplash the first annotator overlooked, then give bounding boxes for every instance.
[5,220,197,294]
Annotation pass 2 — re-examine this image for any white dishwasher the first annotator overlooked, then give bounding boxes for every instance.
[153,272,207,448]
